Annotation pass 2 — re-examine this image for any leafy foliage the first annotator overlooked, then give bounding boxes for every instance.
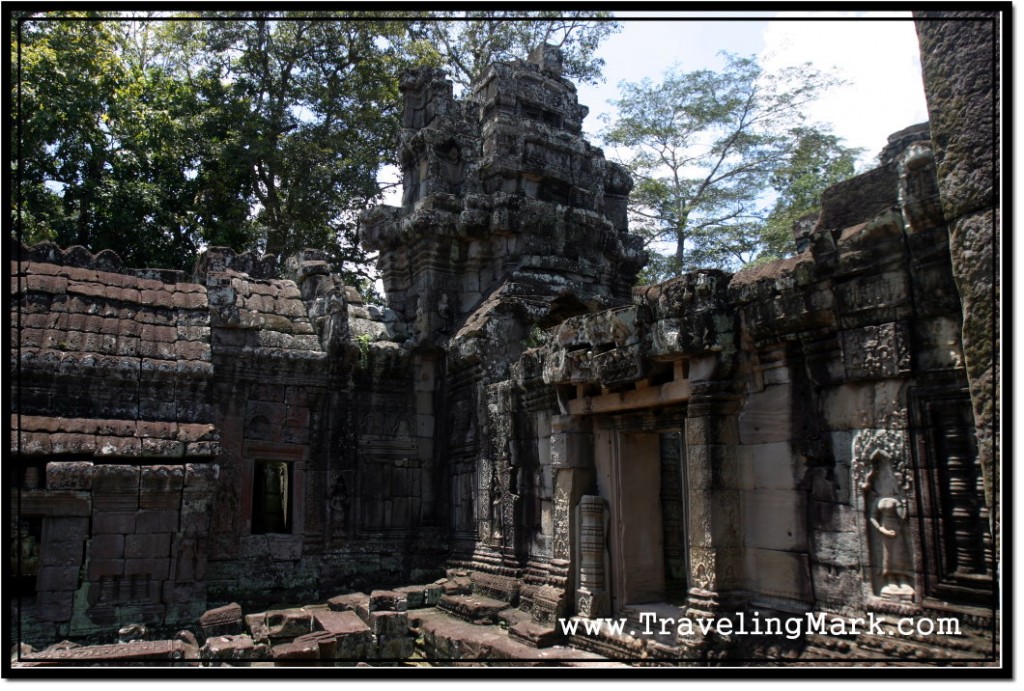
[407,12,619,90]
[11,12,617,281]
[761,127,862,258]
[603,53,859,282]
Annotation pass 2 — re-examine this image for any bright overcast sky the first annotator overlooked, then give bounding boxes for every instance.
[577,11,929,172]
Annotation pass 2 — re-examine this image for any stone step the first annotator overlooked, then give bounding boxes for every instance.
[417,608,622,666]
[508,619,564,648]
[437,593,511,624]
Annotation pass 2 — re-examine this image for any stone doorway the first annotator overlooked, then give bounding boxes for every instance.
[594,423,688,614]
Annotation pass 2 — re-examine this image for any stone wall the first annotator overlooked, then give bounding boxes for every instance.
[914,11,1000,544]
[10,29,1000,665]
[515,120,995,659]
[11,242,220,641]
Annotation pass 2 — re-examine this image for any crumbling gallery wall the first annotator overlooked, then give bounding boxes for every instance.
[11,17,999,662]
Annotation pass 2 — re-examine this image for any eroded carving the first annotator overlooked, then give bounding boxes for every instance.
[853,429,915,600]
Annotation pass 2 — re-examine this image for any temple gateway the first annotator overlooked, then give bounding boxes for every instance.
[10,12,999,666]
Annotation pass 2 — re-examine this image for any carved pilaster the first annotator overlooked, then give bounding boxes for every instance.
[575,495,609,618]
[681,381,743,625]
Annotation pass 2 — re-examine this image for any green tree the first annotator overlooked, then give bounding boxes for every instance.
[14,14,123,249]
[603,53,852,281]
[163,14,415,272]
[12,13,619,280]
[408,12,619,90]
[761,127,862,257]
[12,13,251,270]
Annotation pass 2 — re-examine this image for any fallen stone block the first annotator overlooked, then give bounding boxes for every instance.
[200,634,268,666]
[368,610,409,636]
[245,612,270,643]
[369,589,407,612]
[312,610,372,660]
[23,640,197,665]
[438,593,509,625]
[265,607,314,640]
[423,583,444,606]
[199,602,244,638]
[327,592,368,612]
[497,607,530,629]
[271,638,319,666]
[294,631,336,665]
[374,634,414,661]
[394,584,426,609]
[441,576,472,596]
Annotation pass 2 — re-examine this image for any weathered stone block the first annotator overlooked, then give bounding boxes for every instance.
[394,585,425,609]
[88,534,124,560]
[184,462,220,489]
[245,612,270,642]
[140,464,185,493]
[126,533,171,559]
[369,589,407,612]
[509,619,563,649]
[423,583,443,606]
[265,608,313,640]
[810,561,865,610]
[200,602,245,638]
[22,640,197,664]
[44,517,89,543]
[374,634,414,660]
[294,631,336,664]
[437,593,507,624]
[35,590,74,622]
[311,610,372,660]
[742,490,807,552]
[123,558,170,580]
[740,442,799,491]
[200,634,266,665]
[135,510,179,534]
[368,610,408,636]
[271,639,319,666]
[45,461,94,491]
[86,558,124,580]
[737,385,791,445]
[40,540,85,567]
[811,531,863,568]
[327,592,368,612]
[91,464,140,494]
[36,565,81,592]
[747,548,813,603]
[179,492,214,533]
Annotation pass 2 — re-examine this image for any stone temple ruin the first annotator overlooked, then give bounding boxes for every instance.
[10,14,1000,667]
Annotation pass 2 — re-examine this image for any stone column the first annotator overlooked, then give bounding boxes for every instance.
[575,495,609,618]
[549,414,595,618]
[680,373,743,640]
[914,13,999,536]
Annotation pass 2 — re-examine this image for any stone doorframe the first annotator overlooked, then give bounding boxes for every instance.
[582,411,690,617]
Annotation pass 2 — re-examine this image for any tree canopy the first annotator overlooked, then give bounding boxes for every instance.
[11,12,618,279]
[13,15,858,289]
[602,53,861,282]
[406,12,619,91]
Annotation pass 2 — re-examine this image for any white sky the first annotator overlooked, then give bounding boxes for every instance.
[577,11,929,172]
